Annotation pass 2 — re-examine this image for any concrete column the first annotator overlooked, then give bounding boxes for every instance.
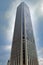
[29,56,30,65]
[14,61,15,65]
[20,33,23,65]
[33,60,34,65]
[15,59,17,65]
[31,59,32,65]
[25,40,28,65]
[16,58,17,65]
[32,59,33,65]
[15,60,16,65]
[18,56,19,65]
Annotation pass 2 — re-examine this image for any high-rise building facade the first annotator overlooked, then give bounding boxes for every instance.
[10,2,38,65]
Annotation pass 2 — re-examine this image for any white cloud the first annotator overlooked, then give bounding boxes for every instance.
[38,48,43,54]
[38,57,43,65]
[28,0,43,26]
[4,45,11,51]
[40,3,43,14]
[38,48,43,59]
[4,0,22,42]
[37,47,43,65]
[0,62,2,65]
[0,45,11,51]
[33,1,43,18]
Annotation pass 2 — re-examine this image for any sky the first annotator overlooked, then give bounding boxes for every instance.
[0,0,43,65]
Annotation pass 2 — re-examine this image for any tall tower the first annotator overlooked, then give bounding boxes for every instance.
[10,2,38,65]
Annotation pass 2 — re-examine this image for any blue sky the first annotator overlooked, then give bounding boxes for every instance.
[0,0,43,65]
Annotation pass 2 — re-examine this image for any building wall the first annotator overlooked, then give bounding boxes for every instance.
[10,2,38,65]
[10,4,22,65]
[24,2,38,65]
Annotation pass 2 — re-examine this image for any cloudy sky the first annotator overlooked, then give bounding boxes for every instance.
[0,0,43,65]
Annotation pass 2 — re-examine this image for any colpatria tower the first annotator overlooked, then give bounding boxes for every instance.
[10,2,39,65]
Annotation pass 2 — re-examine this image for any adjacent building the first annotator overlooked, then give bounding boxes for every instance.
[7,60,10,65]
[10,2,39,65]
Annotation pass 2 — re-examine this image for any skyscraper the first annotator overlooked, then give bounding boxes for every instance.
[10,2,38,65]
